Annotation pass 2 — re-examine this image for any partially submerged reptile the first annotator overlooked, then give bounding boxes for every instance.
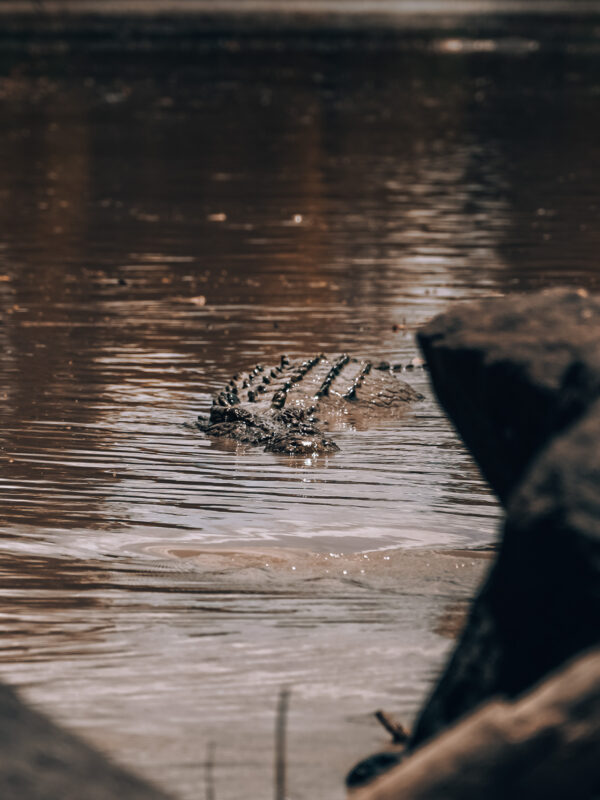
[197,354,425,455]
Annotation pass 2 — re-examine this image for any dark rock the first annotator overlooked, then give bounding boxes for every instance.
[410,328,600,748]
[417,287,600,504]
[345,750,405,789]
[359,650,600,800]
[348,289,600,783]
[0,680,171,800]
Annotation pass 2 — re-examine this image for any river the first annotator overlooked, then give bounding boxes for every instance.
[0,12,600,799]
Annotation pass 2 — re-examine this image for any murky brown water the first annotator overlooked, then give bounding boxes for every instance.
[1,16,600,799]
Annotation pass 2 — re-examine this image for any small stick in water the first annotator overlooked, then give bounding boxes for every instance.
[374,710,410,744]
[205,740,216,800]
[275,687,291,800]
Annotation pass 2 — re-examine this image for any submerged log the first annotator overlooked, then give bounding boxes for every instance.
[349,648,600,800]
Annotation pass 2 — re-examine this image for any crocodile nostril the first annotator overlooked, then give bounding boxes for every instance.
[271,390,286,409]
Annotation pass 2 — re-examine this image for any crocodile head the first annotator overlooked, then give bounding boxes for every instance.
[264,429,340,455]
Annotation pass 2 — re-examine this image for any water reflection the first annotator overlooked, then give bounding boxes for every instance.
[0,45,517,542]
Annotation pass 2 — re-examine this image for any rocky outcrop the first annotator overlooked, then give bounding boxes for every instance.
[409,288,600,748]
[0,680,171,800]
[410,400,600,746]
[417,288,600,504]
[348,289,600,791]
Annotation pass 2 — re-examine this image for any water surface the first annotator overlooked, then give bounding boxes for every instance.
[1,19,600,798]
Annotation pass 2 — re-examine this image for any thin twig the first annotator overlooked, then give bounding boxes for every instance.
[374,710,409,744]
[275,686,291,800]
[205,740,216,800]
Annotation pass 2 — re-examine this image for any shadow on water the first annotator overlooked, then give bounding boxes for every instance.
[0,20,599,798]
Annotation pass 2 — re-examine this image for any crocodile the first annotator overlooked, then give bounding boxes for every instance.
[196,353,425,455]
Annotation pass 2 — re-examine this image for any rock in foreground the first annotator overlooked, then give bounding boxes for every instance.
[417,288,600,504]
[352,648,600,800]
[0,680,171,800]
[410,290,600,747]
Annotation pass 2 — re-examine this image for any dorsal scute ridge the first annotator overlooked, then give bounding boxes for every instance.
[342,361,372,401]
[199,352,424,454]
[315,354,350,398]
